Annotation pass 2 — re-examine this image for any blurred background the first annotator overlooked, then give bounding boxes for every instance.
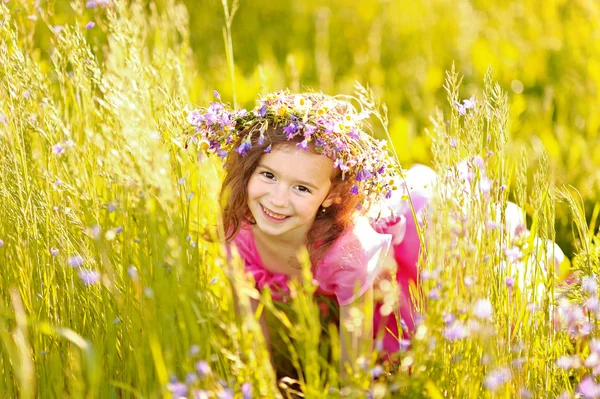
[38,0,600,252]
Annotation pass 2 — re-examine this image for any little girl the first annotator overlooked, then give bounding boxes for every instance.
[188,91,429,371]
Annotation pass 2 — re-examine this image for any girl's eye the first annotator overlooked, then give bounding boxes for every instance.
[296,186,311,193]
[261,171,275,179]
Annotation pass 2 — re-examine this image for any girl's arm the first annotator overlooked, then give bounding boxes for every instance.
[339,286,374,381]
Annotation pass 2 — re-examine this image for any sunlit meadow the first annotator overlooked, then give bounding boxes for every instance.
[1,0,599,398]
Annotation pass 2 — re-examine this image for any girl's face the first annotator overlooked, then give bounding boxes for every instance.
[247,144,337,242]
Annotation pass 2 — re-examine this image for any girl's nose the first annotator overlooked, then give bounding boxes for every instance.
[268,184,289,208]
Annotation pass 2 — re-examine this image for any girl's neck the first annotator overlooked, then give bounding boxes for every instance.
[251,225,308,252]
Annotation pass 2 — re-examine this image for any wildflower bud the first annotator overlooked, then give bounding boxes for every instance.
[473,299,493,319]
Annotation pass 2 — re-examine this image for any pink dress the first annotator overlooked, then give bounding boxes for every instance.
[232,186,429,354]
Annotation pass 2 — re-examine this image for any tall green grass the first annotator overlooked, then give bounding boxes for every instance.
[1,0,599,398]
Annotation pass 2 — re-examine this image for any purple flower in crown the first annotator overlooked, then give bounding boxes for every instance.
[350,185,359,195]
[236,141,252,156]
[283,123,298,139]
[297,140,309,151]
[264,145,272,153]
[324,120,336,134]
[304,124,317,137]
[256,104,267,117]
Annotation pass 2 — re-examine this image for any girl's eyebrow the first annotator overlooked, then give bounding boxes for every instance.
[257,162,319,189]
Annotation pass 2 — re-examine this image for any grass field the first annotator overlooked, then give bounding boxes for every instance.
[1,0,599,397]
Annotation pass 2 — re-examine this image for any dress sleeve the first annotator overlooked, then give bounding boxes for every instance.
[315,217,391,306]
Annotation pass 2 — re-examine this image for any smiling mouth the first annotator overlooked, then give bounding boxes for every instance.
[260,204,289,220]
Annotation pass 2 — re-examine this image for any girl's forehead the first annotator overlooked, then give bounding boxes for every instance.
[258,145,336,185]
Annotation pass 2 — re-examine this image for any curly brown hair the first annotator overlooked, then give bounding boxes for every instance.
[221,125,365,266]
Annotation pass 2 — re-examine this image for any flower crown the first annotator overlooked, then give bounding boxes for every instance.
[186,90,399,203]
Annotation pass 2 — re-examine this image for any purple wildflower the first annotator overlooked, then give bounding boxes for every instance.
[486,220,499,230]
[189,344,200,356]
[578,376,600,399]
[235,141,252,156]
[50,247,59,257]
[85,21,95,30]
[348,128,360,140]
[0,239,4,247]
[68,254,84,268]
[454,101,466,116]
[52,143,65,156]
[400,339,411,351]
[442,313,455,325]
[473,155,485,168]
[556,355,581,370]
[505,276,515,288]
[371,365,384,379]
[257,135,264,145]
[583,276,598,295]
[264,144,272,153]
[217,150,228,159]
[214,90,221,100]
[218,389,234,399]
[483,367,511,392]
[586,352,600,368]
[350,184,359,195]
[193,390,209,399]
[304,124,317,137]
[241,382,253,399]
[443,321,469,341]
[504,246,523,262]
[196,360,211,377]
[463,95,476,110]
[257,105,267,117]
[167,382,189,398]
[428,288,441,300]
[127,266,138,279]
[85,1,97,8]
[297,140,309,151]
[473,299,493,319]
[449,137,457,148]
[479,177,492,195]
[283,123,298,138]
[186,372,198,385]
[78,270,101,286]
[324,120,335,134]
